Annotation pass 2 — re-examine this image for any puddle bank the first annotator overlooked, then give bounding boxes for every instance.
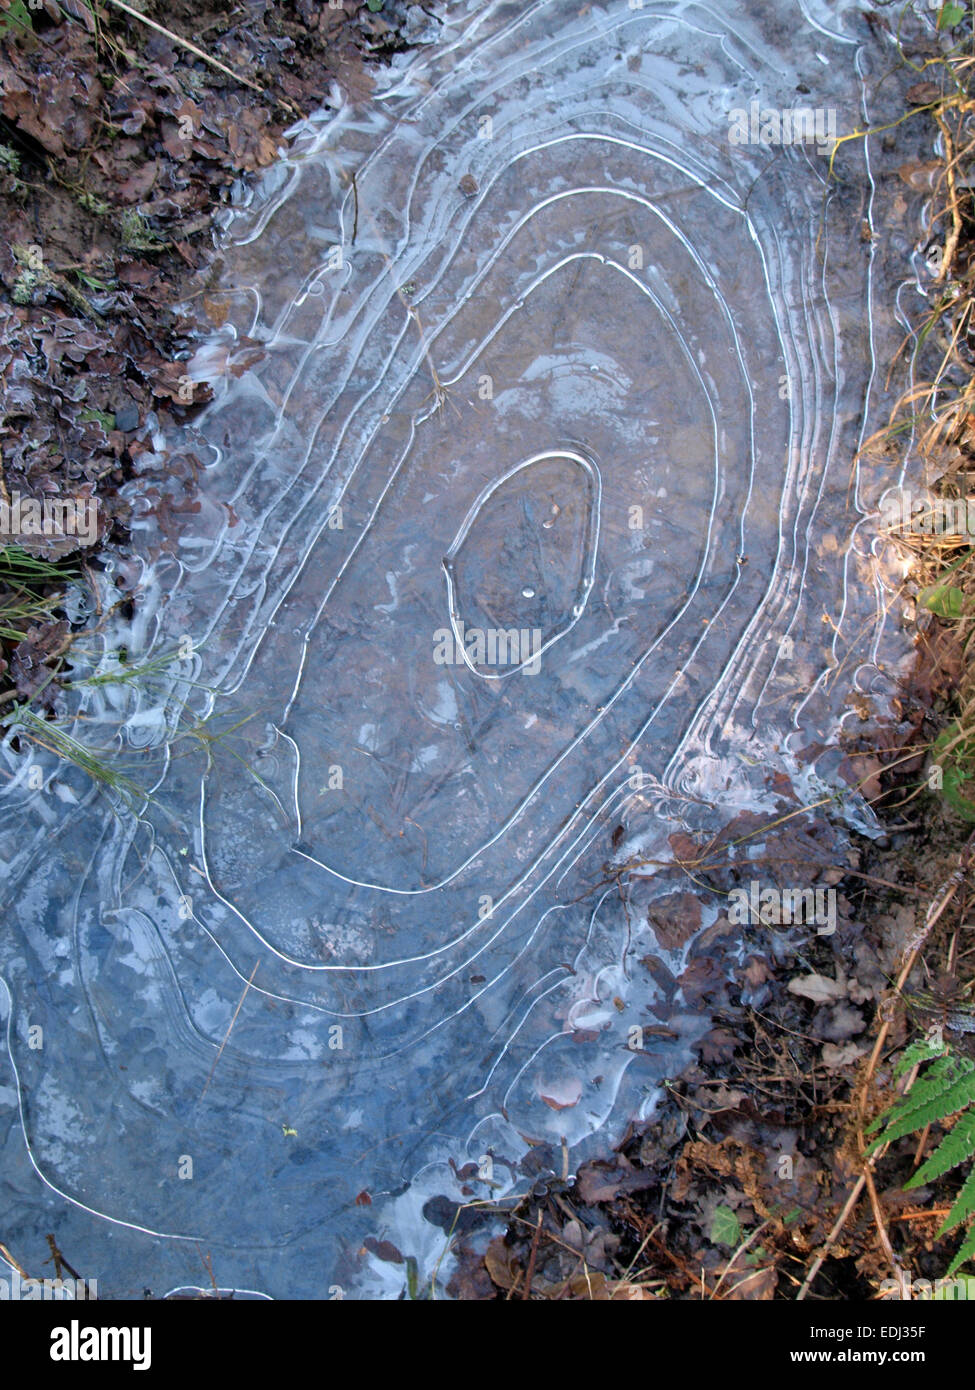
[0,0,943,1297]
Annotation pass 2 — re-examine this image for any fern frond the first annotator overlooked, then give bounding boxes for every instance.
[871,1033,975,1278]
[906,1110,975,1188]
[945,1220,975,1278]
[939,1164,975,1237]
[865,1056,959,1137]
[893,1037,949,1078]
[865,1058,975,1150]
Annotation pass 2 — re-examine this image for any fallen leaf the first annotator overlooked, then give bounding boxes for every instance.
[609,1281,658,1300]
[575,1153,655,1204]
[483,1236,520,1291]
[539,1077,582,1110]
[362,1237,403,1264]
[722,1259,778,1301]
[788,972,847,1004]
[821,1040,868,1070]
[905,82,943,105]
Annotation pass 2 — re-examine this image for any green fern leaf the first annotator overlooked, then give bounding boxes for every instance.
[864,1061,955,1139]
[893,1037,949,1078]
[871,1039,975,1278]
[906,1111,975,1189]
[866,1060,975,1150]
[939,1164,975,1238]
[945,1219,975,1278]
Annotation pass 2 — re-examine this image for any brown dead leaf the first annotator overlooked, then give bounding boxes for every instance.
[226,108,279,170]
[361,1237,403,1265]
[647,892,702,951]
[203,295,230,329]
[609,1281,659,1300]
[117,162,160,205]
[561,1270,610,1299]
[697,1027,739,1065]
[332,50,375,107]
[897,160,943,192]
[905,82,943,105]
[787,971,847,1005]
[575,1152,655,1204]
[669,831,701,864]
[483,1236,520,1291]
[821,1040,868,1070]
[721,1252,778,1300]
[540,1077,582,1110]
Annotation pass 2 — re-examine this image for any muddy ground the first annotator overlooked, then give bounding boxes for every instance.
[2,0,974,1300]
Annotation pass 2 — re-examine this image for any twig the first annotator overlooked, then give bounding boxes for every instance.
[45,1233,83,1283]
[912,1121,932,1169]
[890,1207,952,1223]
[933,109,962,284]
[200,961,259,1098]
[862,1164,901,1285]
[0,1242,30,1279]
[797,1174,866,1300]
[101,0,265,96]
[522,1211,543,1300]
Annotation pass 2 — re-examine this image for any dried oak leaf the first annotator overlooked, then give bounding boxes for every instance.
[669,831,702,864]
[117,161,160,205]
[787,971,847,1005]
[16,68,103,159]
[446,1243,495,1301]
[696,1026,738,1064]
[58,0,97,30]
[539,1077,582,1111]
[574,1152,655,1204]
[721,1252,778,1301]
[647,892,702,951]
[821,1040,868,1070]
[226,108,279,171]
[361,1237,403,1265]
[483,1236,520,1291]
[333,50,375,107]
[9,620,68,697]
[143,359,212,404]
[905,82,943,105]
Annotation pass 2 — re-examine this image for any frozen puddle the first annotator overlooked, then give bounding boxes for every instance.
[0,0,924,1296]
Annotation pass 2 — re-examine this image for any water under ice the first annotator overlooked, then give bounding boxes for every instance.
[0,0,933,1296]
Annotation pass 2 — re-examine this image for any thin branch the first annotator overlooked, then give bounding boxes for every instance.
[101,0,265,96]
[200,961,259,1099]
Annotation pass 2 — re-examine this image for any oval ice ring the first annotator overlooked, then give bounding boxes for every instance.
[441,447,600,680]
